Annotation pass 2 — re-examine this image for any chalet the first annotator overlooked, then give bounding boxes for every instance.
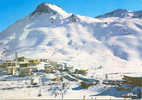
[0,61,9,73]
[7,66,18,75]
[74,69,88,76]
[19,67,32,77]
[17,56,29,62]
[123,75,142,86]
[4,59,30,75]
[2,60,19,75]
[3,60,16,67]
[18,62,38,77]
[0,60,5,70]
[19,62,29,67]
[80,81,94,89]
[0,67,6,72]
[16,57,39,76]
[80,79,99,89]
[44,65,57,73]
[29,59,40,66]
[18,64,38,77]
[0,55,41,76]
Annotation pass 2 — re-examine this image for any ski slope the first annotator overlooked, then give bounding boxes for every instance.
[1,2,142,74]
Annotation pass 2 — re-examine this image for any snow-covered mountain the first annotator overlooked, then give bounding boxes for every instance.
[1,2,142,73]
[96,9,142,18]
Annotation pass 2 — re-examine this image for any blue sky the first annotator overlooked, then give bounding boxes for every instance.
[1,0,142,32]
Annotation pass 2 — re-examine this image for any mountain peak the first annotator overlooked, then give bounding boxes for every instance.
[96,9,133,18]
[113,9,128,12]
[31,2,68,16]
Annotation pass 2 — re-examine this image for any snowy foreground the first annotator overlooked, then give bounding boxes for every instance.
[0,86,125,99]
[0,69,142,99]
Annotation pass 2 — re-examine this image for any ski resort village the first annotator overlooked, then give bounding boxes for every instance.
[0,52,142,99]
[0,1,142,99]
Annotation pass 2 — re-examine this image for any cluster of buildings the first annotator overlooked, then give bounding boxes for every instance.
[0,55,53,77]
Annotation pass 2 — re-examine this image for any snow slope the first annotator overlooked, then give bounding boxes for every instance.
[1,3,142,73]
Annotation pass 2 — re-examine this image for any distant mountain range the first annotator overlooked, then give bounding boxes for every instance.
[96,9,142,18]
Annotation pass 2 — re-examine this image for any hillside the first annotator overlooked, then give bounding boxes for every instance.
[0,2,142,73]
